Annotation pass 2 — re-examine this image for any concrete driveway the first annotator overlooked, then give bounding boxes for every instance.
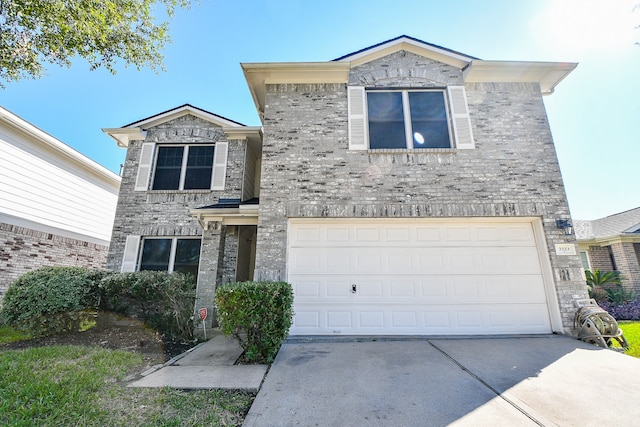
[244,335,640,426]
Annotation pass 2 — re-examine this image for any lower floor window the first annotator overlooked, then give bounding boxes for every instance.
[140,238,201,278]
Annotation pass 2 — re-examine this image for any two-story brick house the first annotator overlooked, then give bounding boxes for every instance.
[105,36,588,336]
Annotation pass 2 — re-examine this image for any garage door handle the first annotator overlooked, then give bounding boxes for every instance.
[351,284,357,293]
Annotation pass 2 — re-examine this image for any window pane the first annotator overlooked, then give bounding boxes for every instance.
[174,239,201,278]
[184,146,214,190]
[409,92,451,149]
[152,146,183,190]
[140,239,172,271]
[367,92,407,149]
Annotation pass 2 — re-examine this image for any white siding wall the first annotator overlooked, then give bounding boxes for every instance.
[0,122,120,245]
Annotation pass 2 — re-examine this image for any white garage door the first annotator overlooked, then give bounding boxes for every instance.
[288,219,553,335]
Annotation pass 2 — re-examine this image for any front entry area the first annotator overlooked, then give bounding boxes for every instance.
[287,218,559,335]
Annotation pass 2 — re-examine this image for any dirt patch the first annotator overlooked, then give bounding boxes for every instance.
[1,312,196,367]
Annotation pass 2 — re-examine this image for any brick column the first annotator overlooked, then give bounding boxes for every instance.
[194,224,224,333]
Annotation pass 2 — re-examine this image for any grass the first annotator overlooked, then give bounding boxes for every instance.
[0,336,255,426]
[0,327,30,345]
[616,321,640,358]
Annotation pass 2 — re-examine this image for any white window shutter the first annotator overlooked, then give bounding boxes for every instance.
[134,143,155,191]
[121,235,141,272]
[348,86,368,150]
[447,86,475,150]
[211,141,228,190]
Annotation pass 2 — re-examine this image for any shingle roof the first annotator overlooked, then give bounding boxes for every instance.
[575,207,640,240]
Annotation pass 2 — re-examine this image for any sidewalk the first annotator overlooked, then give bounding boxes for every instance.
[128,330,267,392]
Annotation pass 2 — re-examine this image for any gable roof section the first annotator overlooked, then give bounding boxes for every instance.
[242,35,577,122]
[103,104,248,148]
[575,207,640,241]
[333,35,479,68]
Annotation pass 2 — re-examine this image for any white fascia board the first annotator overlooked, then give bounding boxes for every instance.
[102,127,147,148]
[242,62,350,121]
[223,126,262,141]
[124,105,244,131]
[191,207,260,228]
[578,235,640,246]
[336,38,473,68]
[463,60,578,95]
[0,107,121,187]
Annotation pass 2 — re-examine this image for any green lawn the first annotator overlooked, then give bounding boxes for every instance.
[0,342,254,426]
[0,327,30,345]
[617,322,640,358]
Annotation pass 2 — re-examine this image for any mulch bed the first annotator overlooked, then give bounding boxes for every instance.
[1,312,196,366]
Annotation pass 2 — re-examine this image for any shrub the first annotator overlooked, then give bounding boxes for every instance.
[0,267,105,336]
[215,281,293,363]
[585,269,633,304]
[99,271,196,340]
[600,299,640,321]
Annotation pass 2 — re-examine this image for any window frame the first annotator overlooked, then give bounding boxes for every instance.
[139,236,202,275]
[366,88,454,150]
[151,144,215,191]
[347,85,475,151]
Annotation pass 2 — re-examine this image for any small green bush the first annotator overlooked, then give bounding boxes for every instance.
[99,271,196,340]
[215,281,293,363]
[0,267,105,336]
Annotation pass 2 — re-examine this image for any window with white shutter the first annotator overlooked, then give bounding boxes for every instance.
[134,143,155,191]
[121,235,141,272]
[142,143,225,191]
[347,86,475,150]
[211,141,228,190]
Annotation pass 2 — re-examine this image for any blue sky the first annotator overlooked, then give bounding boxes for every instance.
[2,0,638,220]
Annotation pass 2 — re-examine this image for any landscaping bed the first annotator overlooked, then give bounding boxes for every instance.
[1,311,194,367]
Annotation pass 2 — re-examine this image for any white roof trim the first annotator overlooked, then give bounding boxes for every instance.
[335,36,474,68]
[126,105,244,129]
[242,62,350,120]
[0,106,120,186]
[463,60,578,95]
[102,127,147,148]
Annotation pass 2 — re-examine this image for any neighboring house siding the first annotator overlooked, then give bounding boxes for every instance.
[587,245,615,272]
[0,108,119,299]
[610,242,640,292]
[0,223,108,296]
[254,52,586,329]
[0,122,118,244]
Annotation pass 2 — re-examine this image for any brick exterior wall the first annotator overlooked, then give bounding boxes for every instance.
[586,245,614,271]
[253,52,588,332]
[106,115,248,326]
[610,242,640,293]
[0,222,108,300]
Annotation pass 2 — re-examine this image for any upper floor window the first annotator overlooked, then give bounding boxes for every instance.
[347,86,475,151]
[367,90,451,149]
[134,141,228,192]
[152,145,214,190]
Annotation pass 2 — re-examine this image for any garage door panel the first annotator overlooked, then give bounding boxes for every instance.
[290,222,538,248]
[291,303,551,334]
[288,219,552,335]
[291,247,543,275]
[291,274,548,304]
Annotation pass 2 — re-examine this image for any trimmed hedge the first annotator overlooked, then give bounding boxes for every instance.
[99,271,196,340]
[0,267,105,336]
[215,281,293,363]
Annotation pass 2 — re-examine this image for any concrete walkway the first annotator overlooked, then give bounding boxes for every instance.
[128,331,267,392]
[244,335,640,426]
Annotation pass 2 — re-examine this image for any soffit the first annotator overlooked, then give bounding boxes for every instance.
[463,61,578,95]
